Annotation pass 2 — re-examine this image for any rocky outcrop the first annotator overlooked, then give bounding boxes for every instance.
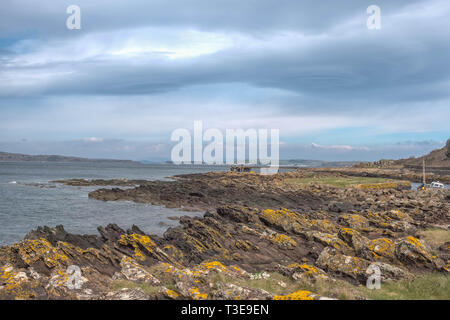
[86,171,448,226]
[87,172,333,212]
[52,179,149,187]
[2,171,449,300]
[1,204,448,299]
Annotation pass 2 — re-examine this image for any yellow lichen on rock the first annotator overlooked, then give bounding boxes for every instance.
[316,247,370,279]
[310,219,337,233]
[191,220,225,248]
[273,290,316,300]
[189,287,208,300]
[443,264,450,272]
[200,261,227,272]
[338,214,370,231]
[163,288,179,299]
[118,234,156,261]
[387,210,410,221]
[340,228,355,235]
[287,263,319,275]
[311,231,350,253]
[269,233,297,249]
[260,208,302,233]
[13,238,69,269]
[241,225,260,236]
[0,264,36,299]
[406,236,422,248]
[182,233,207,253]
[235,240,252,251]
[364,238,395,260]
[395,236,435,266]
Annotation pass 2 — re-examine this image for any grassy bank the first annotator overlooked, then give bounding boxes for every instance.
[111,266,450,300]
[417,228,450,249]
[362,274,450,300]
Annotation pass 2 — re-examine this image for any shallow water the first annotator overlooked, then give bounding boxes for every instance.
[410,182,449,190]
[0,161,227,246]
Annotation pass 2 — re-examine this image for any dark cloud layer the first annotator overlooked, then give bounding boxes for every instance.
[0,0,449,160]
[1,0,426,37]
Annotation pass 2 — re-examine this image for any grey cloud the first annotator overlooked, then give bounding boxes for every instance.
[0,138,444,162]
[281,140,445,161]
[0,0,425,38]
[1,0,449,118]
[0,139,172,161]
[0,0,449,161]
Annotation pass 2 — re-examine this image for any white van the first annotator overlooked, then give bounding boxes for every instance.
[430,181,445,189]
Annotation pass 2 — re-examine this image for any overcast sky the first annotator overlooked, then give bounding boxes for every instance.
[0,0,449,161]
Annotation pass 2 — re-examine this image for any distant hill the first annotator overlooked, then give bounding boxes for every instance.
[280,159,359,168]
[354,139,450,170]
[161,159,358,167]
[0,151,135,163]
[395,139,450,168]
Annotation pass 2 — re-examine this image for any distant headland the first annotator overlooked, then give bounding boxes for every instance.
[0,151,135,163]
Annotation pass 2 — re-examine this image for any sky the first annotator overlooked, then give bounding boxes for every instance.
[0,0,449,161]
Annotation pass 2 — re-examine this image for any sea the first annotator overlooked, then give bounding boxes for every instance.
[1,162,447,246]
[0,161,227,246]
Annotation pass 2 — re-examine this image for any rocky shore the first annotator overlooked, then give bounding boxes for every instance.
[52,178,149,187]
[1,170,449,300]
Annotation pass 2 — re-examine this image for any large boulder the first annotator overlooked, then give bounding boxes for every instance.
[361,238,396,262]
[394,236,435,268]
[338,228,369,254]
[316,247,370,282]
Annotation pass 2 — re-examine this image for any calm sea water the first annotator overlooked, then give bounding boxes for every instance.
[0,162,227,246]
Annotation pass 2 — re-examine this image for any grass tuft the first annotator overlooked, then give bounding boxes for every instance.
[417,228,450,249]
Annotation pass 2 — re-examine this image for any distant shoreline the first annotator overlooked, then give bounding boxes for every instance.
[0,151,135,163]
